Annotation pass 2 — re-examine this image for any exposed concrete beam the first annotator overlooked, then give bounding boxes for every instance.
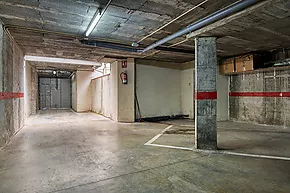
[255,26,290,41]
[25,56,101,66]
[0,1,93,18]
[136,59,184,70]
[0,14,83,29]
[0,13,43,23]
[186,0,277,40]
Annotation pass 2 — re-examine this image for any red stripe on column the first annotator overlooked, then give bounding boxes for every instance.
[229,92,290,97]
[196,92,217,100]
[0,92,24,100]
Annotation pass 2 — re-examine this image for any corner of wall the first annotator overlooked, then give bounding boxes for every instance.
[75,70,93,112]
[0,25,25,148]
[217,68,229,121]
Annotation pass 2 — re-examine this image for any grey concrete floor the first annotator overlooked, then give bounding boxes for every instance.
[1,110,290,193]
[160,119,290,157]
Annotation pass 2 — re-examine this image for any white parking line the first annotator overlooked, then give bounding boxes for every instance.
[219,151,290,161]
[146,143,290,161]
[145,143,194,151]
[144,125,173,145]
[145,125,290,161]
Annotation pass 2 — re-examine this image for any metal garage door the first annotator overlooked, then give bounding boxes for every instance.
[39,78,71,110]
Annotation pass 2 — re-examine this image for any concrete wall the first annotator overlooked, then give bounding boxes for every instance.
[0,26,24,148]
[134,58,229,121]
[24,61,32,118]
[181,68,194,118]
[117,58,135,122]
[73,71,92,112]
[229,69,290,126]
[136,60,195,119]
[24,62,38,118]
[71,73,77,111]
[91,74,112,118]
[136,63,182,118]
[91,76,102,114]
[217,70,229,121]
[91,59,135,122]
[180,60,229,121]
[110,61,118,121]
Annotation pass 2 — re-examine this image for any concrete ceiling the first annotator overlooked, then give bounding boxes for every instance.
[27,60,95,78]
[0,0,290,63]
[28,61,95,72]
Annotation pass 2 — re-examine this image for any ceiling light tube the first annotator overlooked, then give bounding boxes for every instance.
[85,9,102,37]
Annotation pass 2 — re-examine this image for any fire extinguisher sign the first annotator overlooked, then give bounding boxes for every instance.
[122,60,127,68]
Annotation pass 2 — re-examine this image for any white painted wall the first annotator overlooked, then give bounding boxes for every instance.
[102,75,112,117]
[71,73,77,111]
[91,74,112,118]
[136,64,182,118]
[72,71,92,112]
[91,59,135,122]
[91,70,103,79]
[217,70,229,121]
[91,77,102,114]
[24,62,32,118]
[90,59,228,122]
[110,61,118,121]
[181,68,194,119]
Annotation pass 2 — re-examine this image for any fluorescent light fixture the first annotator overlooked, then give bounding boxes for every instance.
[24,56,101,66]
[85,9,102,37]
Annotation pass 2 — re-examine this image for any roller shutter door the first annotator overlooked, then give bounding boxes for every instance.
[39,78,71,110]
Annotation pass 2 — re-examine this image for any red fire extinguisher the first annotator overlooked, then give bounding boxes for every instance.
[120,71,128,84]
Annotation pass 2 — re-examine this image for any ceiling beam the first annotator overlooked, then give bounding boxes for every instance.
[186,0,277,39]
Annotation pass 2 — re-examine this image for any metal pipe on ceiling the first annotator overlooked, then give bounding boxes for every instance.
[81,39,142,52]
[141,39,189,59]
[136,0,209,44]
[142,0,260,53]
[80,39,194,54]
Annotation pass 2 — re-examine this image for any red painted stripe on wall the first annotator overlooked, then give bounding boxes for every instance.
[196,92,217,100]
[229,92,290,97]
[0,92,24,100]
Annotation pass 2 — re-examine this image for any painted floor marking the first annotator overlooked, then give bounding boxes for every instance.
[145,125,290,161]
[145,143,194,151]
[219,151,290,161]
[145,124,195,151]
[144,125,173,145]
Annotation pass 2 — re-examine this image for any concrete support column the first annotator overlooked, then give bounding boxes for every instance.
[0,24,3,93]
[117,58,135,122]
[111,58,135,122]
[194,37,217,150]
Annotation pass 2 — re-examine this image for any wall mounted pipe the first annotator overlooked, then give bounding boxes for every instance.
[80,40,194,54]
[142,0,260,53]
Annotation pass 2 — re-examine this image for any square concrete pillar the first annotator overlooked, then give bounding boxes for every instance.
[0,25,3,92]
[117,58,135,122]
[195,37,217,150]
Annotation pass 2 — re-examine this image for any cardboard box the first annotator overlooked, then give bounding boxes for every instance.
[221,52,269,74]
[236,54,254,72]
[220,58,235,75]
[219,64,226,75]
